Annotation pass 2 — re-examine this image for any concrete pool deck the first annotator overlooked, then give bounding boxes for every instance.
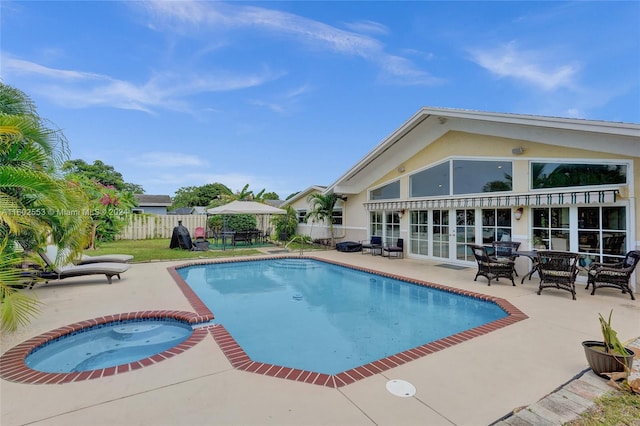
[1,250,638,425]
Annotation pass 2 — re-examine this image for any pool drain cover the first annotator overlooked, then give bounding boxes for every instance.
[386,379,416,397]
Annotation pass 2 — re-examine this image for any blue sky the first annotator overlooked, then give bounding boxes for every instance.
[2,1,639,200]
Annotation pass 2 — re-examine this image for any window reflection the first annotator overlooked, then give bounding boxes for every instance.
[482,208,512,244]
[453,160,512,194]
[532,162,626,189]
[410,162,449,197]
[370,180,400,200]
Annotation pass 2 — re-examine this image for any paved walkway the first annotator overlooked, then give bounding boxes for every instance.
[1,250,639,425]
[492,337,640,425]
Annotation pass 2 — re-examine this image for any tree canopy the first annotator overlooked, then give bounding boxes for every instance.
[171,183,233,209]
[306,192,341,246]
[0,83,91,332]
[62,159,144,193]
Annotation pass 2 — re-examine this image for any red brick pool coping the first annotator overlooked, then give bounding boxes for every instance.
[168,256,529,388]
[0,311,210,384]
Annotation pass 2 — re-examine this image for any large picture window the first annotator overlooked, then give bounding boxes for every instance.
[370,180,400,200]
[410,160,512,197]
[410,162,449,197]
[453,160,512,194]
[532,162,627,189]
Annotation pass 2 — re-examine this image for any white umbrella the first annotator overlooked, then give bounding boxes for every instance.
[206,201,286,250]
[206,200,286,215]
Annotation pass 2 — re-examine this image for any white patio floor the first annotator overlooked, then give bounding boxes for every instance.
[2,250,638,426]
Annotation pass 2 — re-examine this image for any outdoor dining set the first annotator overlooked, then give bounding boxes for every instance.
[470,242,639,301]
[207,229,269,247]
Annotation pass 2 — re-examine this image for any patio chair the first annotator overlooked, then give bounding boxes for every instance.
[232,231,252,246]
[191,227,210,251]
[470,244,516,286]
[382,238,404,259]
[35,245,130,287]
[536,250,579,300]
[360,236,382,255]
[492,241,521,276]
[586,250,640,300]
[193,227,206,240]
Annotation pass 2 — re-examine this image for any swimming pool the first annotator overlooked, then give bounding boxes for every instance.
[176,258,521,378]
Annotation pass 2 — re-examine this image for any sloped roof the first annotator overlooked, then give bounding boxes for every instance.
[328,107,640,195]
[280,186,326,207]
[134,194,172,206]
[192,206,208,214]
[264,199,284,208]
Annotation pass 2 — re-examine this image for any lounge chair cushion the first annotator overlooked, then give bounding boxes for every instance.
[45,245,133,265]
[78,253,133,264]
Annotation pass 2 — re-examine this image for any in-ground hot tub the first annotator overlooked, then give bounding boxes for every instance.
[0,311,211,384]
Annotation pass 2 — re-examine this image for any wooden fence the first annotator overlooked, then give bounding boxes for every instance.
[117,214,207,240]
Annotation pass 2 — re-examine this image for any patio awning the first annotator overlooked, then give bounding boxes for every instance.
[364,188,620,211]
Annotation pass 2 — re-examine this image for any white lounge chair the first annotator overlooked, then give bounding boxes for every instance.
[43,244,133,265]
[36,245,130,286]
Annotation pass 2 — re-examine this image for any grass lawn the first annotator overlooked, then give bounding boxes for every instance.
[566,390,640,425]
[90,238,327,263]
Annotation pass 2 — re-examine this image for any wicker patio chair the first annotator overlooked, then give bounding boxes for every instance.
[492,241,521,276]
[586,250,640,300]
[470,244,516,286]
[536,251,579,300]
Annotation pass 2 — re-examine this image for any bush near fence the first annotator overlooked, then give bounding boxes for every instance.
[117,214,207,240]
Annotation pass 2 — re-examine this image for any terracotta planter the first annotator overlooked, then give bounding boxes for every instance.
[582,340,635,378]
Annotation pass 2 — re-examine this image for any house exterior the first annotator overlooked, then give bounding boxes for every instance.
[284,107,640,292]
[133,194,172,215]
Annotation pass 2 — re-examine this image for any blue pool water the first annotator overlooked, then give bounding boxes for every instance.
[25,319,193,373]
[178,258,507,375]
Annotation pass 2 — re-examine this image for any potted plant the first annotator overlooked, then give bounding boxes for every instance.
[532,235,546,249]
[582,310,635,378]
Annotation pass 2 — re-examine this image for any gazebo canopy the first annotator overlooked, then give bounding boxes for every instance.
[206,200,286,215]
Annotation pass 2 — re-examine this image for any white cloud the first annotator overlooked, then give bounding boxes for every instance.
[249,84,312,114]
[342,20,389,36]
[3,57,107,81]
[468,41,580,91]
[1,55,281,113]
[139,0,437,85]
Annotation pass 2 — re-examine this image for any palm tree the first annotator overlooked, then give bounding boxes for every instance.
[0,83,90,332]
[306,192,341,247]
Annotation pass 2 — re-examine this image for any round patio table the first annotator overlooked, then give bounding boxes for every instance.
[515,250,539,284]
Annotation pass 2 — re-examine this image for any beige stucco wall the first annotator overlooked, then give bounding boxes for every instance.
[342,130,636,252]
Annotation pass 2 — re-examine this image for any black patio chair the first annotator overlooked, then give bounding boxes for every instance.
[536,251,579,300]
[382,238,404,259]
[586,250,640,300]
[361,236,382,255]
[470,244,516,286]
